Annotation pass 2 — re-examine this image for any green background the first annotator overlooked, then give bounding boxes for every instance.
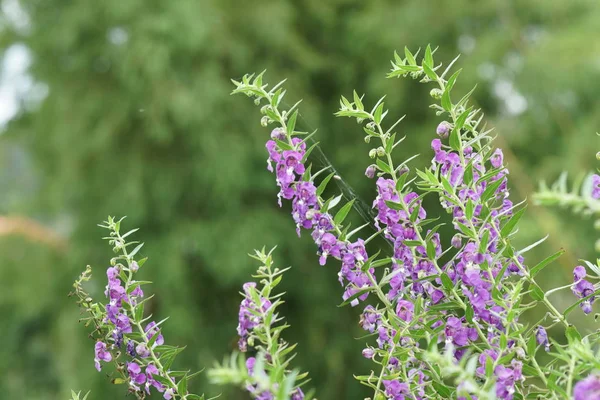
[0,0,599,398]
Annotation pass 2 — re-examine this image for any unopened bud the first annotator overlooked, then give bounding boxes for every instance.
[364,136,371,143]
[369,149,377,159]
[260,116,269,127]
[365,165,376,179]
[254,98,261,106]
[376,147,386,157]
[436,121,452,139]
[430,88,443,99]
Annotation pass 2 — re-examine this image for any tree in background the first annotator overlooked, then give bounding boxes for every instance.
[0,0,599,398]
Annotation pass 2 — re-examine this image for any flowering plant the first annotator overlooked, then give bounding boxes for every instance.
[73,46,600,400]
[71,217,205,400]
[222,46,600,399]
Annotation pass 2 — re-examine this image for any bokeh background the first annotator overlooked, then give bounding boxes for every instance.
[0,0,599,398]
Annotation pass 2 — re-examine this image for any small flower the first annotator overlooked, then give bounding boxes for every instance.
[163,388,175,400]
[574,265,587,282]
[365,165,376,179]
[574,374,600,400]
[490,148,504,169]
[395,300,414,322]
[94,341,112,371]
[436,121,452,138]
[592,174,600,200]
[536,326,550,351]
[127,362,147,388]
[136,343,151,358]
[362,347,375,359]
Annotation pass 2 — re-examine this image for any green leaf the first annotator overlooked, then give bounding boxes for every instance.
[334,199,355,225]
[129,243,144,258]
[446,69,461,93]
[481,178,503,203]
[424,44,434,67]
[449,127,461,151]
[422,63,437,80]
[441,89,452,112]
[500,206,527,237]
[353,91,364,110]
[316,172,335,196]
[177,375,188,396]
[432,381,452,397]
[529,283,544,301]
[530,249,565,277]
[287,110,298,134]
[376,158,392,174]
[465,303,474,323]
[527,333,537,357]
[374,102,384,124]
[440,273,454,292]
[565,325,581,344]
[404,47,416,65]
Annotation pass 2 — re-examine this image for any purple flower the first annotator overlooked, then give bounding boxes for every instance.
[127,362,147,388]
[163,388,175,400]
[362,347,375,359]
[592,174,600,200]
[145,363,165,393]
[383,379,410,400]
[536,326,550,351]
[436,121,452,138]
[145,321,165,346]
[574,374,600,400]
[365,165,376,179]
[94,341,112,371]
[574,265,587,281]
[136,343,151,358]
[490,148,504,169]
[395,300,414,322]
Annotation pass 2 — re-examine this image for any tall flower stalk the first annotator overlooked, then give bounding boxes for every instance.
[209,247,313,400]
[71,217,205,400]
[228,45,600,399]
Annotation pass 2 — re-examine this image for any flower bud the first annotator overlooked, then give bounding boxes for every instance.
[260,116,270,127]
[136,343,150,358]
[365,165,376,179]
[596,151,600,161]
[430,88,443,99]
[436,121,452,138]
[130,261,139,272]
[362,347,375,359]
[451,234,462,249]
[376,147,386,157]
[369,149,377,159]
[253,98,261,106]
[366,122,376,130]
[364,135,371,143]
[260,104,271,115]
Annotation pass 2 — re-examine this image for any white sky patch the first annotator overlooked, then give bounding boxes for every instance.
[0,43,32,127]
[492,78,528,116]
[107,26,129,46]
[458,35,476,55]
[1,0,31,33]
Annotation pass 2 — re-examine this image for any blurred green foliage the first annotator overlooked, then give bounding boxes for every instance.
[0,0,599,398]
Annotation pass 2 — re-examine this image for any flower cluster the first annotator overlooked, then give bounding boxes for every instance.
[229,45,600,400]
[266,127,375,307]
[72,217,204,400]
[210,248,311,400]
